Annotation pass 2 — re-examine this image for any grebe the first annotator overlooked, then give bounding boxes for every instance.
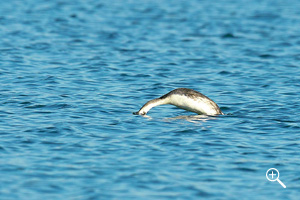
[133,88,223,115]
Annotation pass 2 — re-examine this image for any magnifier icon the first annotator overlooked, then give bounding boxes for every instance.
[266,168,286,188]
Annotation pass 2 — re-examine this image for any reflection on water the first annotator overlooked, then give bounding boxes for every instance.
[164,114,217,123]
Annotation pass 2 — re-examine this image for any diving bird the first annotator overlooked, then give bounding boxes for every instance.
[133,88,223,115]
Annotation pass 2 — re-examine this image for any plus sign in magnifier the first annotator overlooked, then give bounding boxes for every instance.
[266,168,286,188]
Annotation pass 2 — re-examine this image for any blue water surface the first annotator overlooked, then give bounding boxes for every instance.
[1,0,300,199]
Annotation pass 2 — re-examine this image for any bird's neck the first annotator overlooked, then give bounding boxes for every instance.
[138,97,169,114]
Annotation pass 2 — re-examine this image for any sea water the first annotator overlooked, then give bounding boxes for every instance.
[0,0,300,199]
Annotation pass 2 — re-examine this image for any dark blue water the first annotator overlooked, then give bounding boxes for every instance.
[1,0,300,199]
